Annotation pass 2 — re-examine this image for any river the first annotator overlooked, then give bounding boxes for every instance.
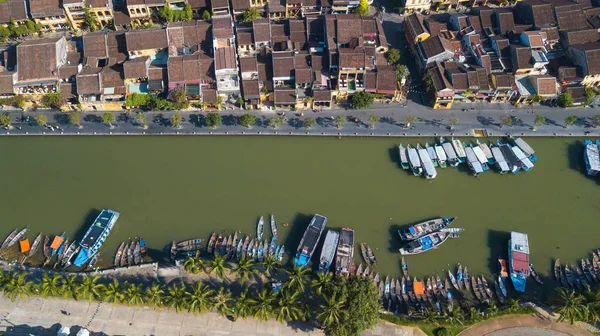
[0,136,597,289]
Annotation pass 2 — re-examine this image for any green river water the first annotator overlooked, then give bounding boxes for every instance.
[0,136,598,289]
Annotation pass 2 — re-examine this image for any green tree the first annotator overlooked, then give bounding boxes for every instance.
[83,9,98,32]
[170,88,189,110]
[530,94,543,103]
[0,113,12,127]
[186,282,213,313]
[135,112,148,129]
[275,289,303,322]
[323,277,380,336]
[268,116,285,129]
[559,92,574,107]
[183,252,205,274]
[253,289,274,322]
[205,112,223,128]
[202,10,211,20]
[234,289,255,321]
[60,274,80,299]
[501,115,513,127]
[368,114,380,129]
[68,111,82,128]
[38,273,62,298]
[209,254,227,279]
[171,111,182,128]
[234,255,258,284]
[564,115,577,127]
[166,283,187,312]
[303,117,316,129]
[449,117,459,130]
[35,114,48,126]
[160,2,173,22]
[549,288,587,324]
[586,88,596,105]
[212,287,233,315]
[3,272,31,302]
[0,26,10,42]
[404,115,416,128]
[351,0,369,16]
[101,113,115,128]
[145,283,166,307]
[126,93,150,107]
[384,48,401,65]
[284,265,309,293]
[183,3,193,20]
[311,272,333,296]
[241,8,261,23]
[76,275,105,302]
[351,91,374,109]
[534,114,546,127]
[262,255,281,278]
[240,113,256,128]
[126,283,145,306]
[334,115,346,129]
[317,292,346,327]
[104,278,126,304]
[43,92,64,109]
[592,115,600,128]
[396,64,409,81]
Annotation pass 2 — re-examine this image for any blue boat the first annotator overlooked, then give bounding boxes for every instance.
[274,245,281,261]
[294,214,327,267]
[73,209,120,267]
[51,232,65,257]
[511,137,537,162]
[584,140,600,176]
[318,230,339,273]
[497,140,521,173]
[508,231,529,293]
[268,236,277,257]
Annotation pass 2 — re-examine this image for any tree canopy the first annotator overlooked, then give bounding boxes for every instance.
[384,48,401,65]
[68,111,82,127]
[534,114,546,126]
[351,0,369,16]
[101,113,115,126]
[559,92,574,107]
[564,115,577,127]
[34,114,48,127]
[367,114,380,129]
[205,112,223,128]
[240,114,256,128]
[43,92,65,109]
[351,91,374,109]
[303,117,316,129]
[242,8,261,23]
[171,111,183,128]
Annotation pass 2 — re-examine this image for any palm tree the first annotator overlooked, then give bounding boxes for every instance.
[468,307,482,322]
[144,283,166,308]
[423,308,439,325]
[209,254,227,279]
[184,256,199,274]
[317,292,346,327]
[60,274,80,299]
[262,255,280,278]
[126,283,145,306]
[166,283,188,312]
[104,278,126,304]
[3,272,31,302]
[549,288,587,324]
[234,256,258,284]
[234,289,255,321]
[185,283,213,314]
[446,306,466,326]
[311,272,333,296]
[76,274,105,302]
[506,298,520,312]
[485,302,498,317]
[39,273,62,298]
[275,289,303,322]
[253,288,274,322]
[284,265,309,292]
[213,287,233,316]
[0,270,7,289]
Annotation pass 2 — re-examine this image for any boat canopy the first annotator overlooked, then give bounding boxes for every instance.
[19,239,30,253]
[399,145,408,163]
[50,236,63,249]
[413,281,425,295]
[452,139,466,157]
[421,236,434,250]
[479,142,493,159]
[426,146,437,161]
[418,148,437,177]
[408,148,421,168]
[585,141,600,172]
[465,147,484,173]
[442,142,458,160]
[511,147,534,170]
[472,147,488,165]
[514,138,535,156]
[435,145,447,161]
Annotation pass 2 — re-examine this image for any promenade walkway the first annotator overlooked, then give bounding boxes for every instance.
[458,315,592,336]
[0,295,425,336]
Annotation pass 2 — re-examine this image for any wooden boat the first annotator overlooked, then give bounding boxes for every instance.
[395,279,402,302]
[61,241,78,267]
[374,273,380,286]
[1,228,18,249]
[235,236,244,259]
[231,232,238,254]
[268,236,277,257]
[42,236,51,259]
[448,269,459,291]
[498,275,507,297]
[278,245,285,261]
[575,265,587,288]
[384,276,390,299]
[240,236,249,257]
[401,277,410,302]
[379,281,384,298]
[28,233,43,257]
[251,241,258,260]
[246,239,254,258]
[8,228,28,248]
[63,246,80,268]
[257,240,265,262]
[367,245,377,264]
[529,264,544,285]
[494,279,506,304]
[50,232,65,257]
[221,236,229,255]
[360,243,370,265]
[445,279,454,303]
[426,278,435,305]
[214,235,223,255]
[399,230,458,255]
[581,259,595,284]
[417,143,437,179]
[363,265,370,278]
[114,242,125,266]
[472,276,482,301]
[564,265,575,288]
[436,275,445,297]
[481,276,494,300]
[434,143,447,168]
[457,264,464,290]
[177,239,203,252]
[585,258,598,283]
[406,144,422,176]
[256,216,265,240]
[476,139,495,165]
[464,266,471,292]
[57,238,69,263]
[441,137,460,167]
[226,235,233,256]
[390,278,397,301]
[88,252,100,269]
[425,142,439,167]
[169,241,177,262]
[560,264,569,289]
[401,257,409,278]
[134,240,141,265]
[121,241,130,266]
[127,241,134,266]
[356,263,363,276]
[270,214,278,238]
[554,259,561,283]
[139,238,147,257]
[207,232,217,253]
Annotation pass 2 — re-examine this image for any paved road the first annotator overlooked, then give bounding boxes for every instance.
[459,314,592,336]
[0,295,425,336]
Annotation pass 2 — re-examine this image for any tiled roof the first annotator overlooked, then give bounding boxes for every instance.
[210,0,229,9]
[514,0,554,27]
[418,35,453,59]
[125,29,168,51]
[376,65,397,93]
[295,68,312,83]
[16,37,63,83]
[59,82,75,99]
[58,64,79,80]
[83,33,109,59]
[493,73,515,88]
[166,21,211,51]
[29,0,64,18]
[237,29,253,46]
[240,57,258,73]
[242,79,259,98]
[556,9,589,31]
[272,52,295,78]
[168,54,202,82]
[530,75,556,95]
[336,14,362,44]
[123,57,148,79]
[565,85,586,102]
[253,19,271,43]
[312,89,331,101]
[429,62,453,92]
[212,16,234,39]
[338,48,365,69]
[0,72,14,94]
[202,88,218,104]
[364,71,376,92]
[214,46,236,70]
[559,29,599,46]
[274,89,296,104]
[295,53,310,68]
[511,45,533,70]
[101,65,125,89]
[231,0,249,10]
[0,0,27,23]
[495,9,515,35]
[542,26,559,40]
[187,0,208,8]
[268,0,285,12]
[406,13,426,37]
[76,67,102,94]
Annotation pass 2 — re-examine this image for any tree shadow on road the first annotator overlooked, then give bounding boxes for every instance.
[53,113,69,125]
[476,116,495,126]
[287,117,303,129]
[152,113,169,126]
[222,114,237,126]
[189,114,204,128]
[84,114,101,123]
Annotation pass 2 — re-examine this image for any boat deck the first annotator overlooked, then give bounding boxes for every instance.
[491,147,510,172]
[452,139,466,157]
[81,210,118,248]
[407,148,421,168]
[297,215,327,255]
[510,232,530,274]
[472,146,488,165]
[479,143,493,159]
[336,228,354,274]
[434,145,447,161]
[399,145,408,164]
[442,142,458,160]
[465,147,484,173]
[585,141,600,171]
[511,147,534,170]
[418,148,437,177]
[499,144,520,170]
[320,230,339,266]
[514,138,535,156]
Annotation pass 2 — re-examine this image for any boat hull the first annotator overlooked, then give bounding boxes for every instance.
[74,209,120,267]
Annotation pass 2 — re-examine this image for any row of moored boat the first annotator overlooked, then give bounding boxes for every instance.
[554,251,600,290]
[113,238,147,267]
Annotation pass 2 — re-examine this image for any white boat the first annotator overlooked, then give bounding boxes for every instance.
[441,141,460,167]
[257,216,265,240]
[512,137,537,162]
[477,140,494,164]
[434,144,447,168]
[511,146,534,171]
[451,137,466,161]
[425,143,438,167]
[464,146,484,175]
[407,144,422,176]
[490,145,510,174]
[472,145,490,171]
[417,144,437,179]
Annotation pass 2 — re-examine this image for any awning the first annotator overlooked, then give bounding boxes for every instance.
[20,239,30,253]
